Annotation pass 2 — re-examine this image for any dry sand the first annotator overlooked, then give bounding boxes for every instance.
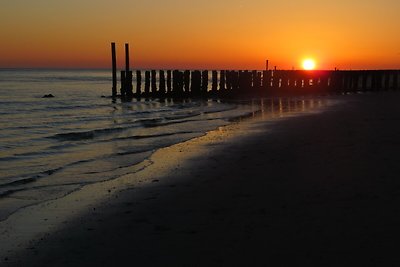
[2,92,400,266]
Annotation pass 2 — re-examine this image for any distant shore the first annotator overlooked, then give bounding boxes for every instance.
[3,92,400,266]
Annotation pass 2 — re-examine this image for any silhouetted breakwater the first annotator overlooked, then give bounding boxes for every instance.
[112,43,400,100]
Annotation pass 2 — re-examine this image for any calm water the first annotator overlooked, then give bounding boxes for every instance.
[0,69,330,221]
[0,69,258,221]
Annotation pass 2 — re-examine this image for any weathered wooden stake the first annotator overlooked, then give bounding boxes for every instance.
[201,70,208,94]
[212,71,218,92]
[159,70,166,95]
[125,43,130,74]
[191,71,201,96]
[111,42,117,97]
[184,70,190,93]
[151,70,157,95]
[219,70,226,91]
[136,70,142,96]
[120,71,126,97]
[144,71,150,95]
[167,70,172,94]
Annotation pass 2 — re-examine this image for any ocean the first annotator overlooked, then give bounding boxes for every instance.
[0,68,328,221]
[0,69,262,221]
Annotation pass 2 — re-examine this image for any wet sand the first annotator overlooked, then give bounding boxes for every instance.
[3,92,400,266]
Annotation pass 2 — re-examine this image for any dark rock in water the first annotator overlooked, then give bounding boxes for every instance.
[42,94,55,98]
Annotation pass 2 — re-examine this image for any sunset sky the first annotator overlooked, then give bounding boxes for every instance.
[1,0,399,70]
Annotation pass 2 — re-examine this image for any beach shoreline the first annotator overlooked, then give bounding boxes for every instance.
[3,92,400,266]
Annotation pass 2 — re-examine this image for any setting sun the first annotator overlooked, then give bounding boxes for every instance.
[302,59,316,70]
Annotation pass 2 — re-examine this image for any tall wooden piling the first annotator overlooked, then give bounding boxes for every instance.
[125,43,130,74]
[111,43,117,97]
[123,43,133,98]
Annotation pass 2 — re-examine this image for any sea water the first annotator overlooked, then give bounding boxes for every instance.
[0,69,257,221]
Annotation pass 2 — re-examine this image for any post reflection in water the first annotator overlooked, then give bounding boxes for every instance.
[249,97,329,120]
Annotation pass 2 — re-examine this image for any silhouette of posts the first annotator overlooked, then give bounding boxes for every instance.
[111,43,117,97]
[159,70,166,96]
[109,47,400,99]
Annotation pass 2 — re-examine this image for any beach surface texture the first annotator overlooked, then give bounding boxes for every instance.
[2,92,400,266]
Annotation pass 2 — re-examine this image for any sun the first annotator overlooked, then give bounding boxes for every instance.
[302,59,316,70]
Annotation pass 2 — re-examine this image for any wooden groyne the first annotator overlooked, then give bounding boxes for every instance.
[112,43,400,99]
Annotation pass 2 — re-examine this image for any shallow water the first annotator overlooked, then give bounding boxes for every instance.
[0,69,261,220]
[0,69,332,221]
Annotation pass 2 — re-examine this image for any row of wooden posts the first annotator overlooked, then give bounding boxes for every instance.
[111,43,400,99]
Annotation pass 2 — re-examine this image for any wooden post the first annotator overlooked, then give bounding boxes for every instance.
[144,71,150,96]
[136,70,142,96]
[201,70,208,95]
[125,43,130,74]
[173,70,184,96]
[167,70,172,94]
[394,70,399,90]
[126,71,133,98]
[184,70,190,93]
[226,71,232,91]
[361,71,368,92]
[384,71,390,90]
[232,71,239,92]
[219,70,226,91]
[190,71,201,96]
[159,70,166,96]
[212,71,218,93]
[120,71,126,98]
[111,43,117,97]
[124,43,133,98]
[151,70,157,96]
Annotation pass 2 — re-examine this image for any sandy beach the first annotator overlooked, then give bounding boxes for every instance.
[2,92,400,266]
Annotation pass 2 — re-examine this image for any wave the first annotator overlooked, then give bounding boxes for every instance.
[0,167,63,189]
[51,126,128,141]
[113,131,196,142]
